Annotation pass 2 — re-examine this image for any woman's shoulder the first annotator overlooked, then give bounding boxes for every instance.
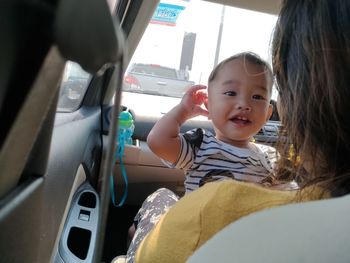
[164,180,317,236]
[135,181,299,263]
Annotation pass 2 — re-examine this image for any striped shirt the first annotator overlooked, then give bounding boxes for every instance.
[164,128,277,193]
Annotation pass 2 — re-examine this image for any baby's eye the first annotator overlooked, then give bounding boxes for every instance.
[224,91,236,96]
[252,94,265,100]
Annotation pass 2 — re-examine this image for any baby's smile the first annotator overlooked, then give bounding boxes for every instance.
[229,115,252,126]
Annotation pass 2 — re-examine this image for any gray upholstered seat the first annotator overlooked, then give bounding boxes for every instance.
[188,193,350,263]
[111,255,127,263]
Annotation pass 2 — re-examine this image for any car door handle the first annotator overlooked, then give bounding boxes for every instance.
[157,81,167,86]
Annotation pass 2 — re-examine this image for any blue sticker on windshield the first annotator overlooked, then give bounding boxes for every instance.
[151,3,186,26]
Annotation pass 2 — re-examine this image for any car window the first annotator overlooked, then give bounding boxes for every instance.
[57,61,91,112]
[122,0,278,110]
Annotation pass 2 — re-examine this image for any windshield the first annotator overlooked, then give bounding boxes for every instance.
[122,0,278,104]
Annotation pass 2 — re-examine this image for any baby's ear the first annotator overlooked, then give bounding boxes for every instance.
[204,98,209,110]
[204,98,211,120]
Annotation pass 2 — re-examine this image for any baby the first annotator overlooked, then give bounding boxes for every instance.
[147,52,276,193]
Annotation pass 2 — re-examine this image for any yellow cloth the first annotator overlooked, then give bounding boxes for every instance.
[135,180,326,263]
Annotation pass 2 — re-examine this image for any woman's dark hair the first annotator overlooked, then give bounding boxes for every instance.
[272,0,350,195]
[269,99,280,121]
[208,52,273,94]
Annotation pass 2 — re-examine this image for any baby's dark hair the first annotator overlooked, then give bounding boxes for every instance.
[208,52,274,94]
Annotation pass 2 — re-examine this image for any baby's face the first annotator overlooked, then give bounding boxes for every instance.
[207,58,272,147]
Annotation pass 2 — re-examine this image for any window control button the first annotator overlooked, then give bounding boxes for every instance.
[79,210,90,221]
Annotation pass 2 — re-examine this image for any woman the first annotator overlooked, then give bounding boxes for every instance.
[187,2,350,261]
[126,0,350,262]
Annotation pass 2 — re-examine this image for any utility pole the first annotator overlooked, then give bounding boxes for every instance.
[214,5,225,67]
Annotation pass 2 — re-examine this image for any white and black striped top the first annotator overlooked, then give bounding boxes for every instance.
[164,128,277,193]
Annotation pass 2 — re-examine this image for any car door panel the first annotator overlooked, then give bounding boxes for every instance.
[55,180,100,263]
[50,107,102,187]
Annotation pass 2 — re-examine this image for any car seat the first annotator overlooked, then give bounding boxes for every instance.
[188,193,350,263]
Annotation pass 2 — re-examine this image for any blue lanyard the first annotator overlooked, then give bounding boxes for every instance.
[110,131,129,207]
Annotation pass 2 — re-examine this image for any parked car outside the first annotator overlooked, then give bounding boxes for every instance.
[123,63,194,97]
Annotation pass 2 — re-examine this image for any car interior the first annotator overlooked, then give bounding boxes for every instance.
[1,0,349,263]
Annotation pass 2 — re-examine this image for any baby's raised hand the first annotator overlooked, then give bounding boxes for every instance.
[180,85,209,118]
